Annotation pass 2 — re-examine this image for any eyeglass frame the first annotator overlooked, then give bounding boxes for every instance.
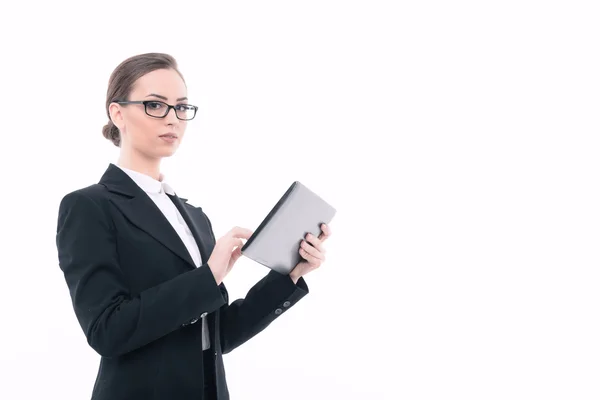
[114,100,198,121]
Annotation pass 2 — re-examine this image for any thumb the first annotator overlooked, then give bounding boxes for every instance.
[230,246,243,264]
[227,242,244,271]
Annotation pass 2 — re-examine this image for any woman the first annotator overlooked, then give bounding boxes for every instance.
[55,53,331,400]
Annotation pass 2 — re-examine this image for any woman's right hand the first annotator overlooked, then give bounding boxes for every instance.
[207,226,253,285]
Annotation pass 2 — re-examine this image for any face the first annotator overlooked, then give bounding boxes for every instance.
[109,68,190,159]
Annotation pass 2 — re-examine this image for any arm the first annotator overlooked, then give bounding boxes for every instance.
[219,270,309,354]
[289,270,301,285]
[196,211,310,354]
[56,191,226,358]
[201,212,309,354]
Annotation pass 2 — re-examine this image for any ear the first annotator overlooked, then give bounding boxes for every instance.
[108,103,125,131]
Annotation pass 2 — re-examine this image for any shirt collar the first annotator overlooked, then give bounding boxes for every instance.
[113,163,175,196]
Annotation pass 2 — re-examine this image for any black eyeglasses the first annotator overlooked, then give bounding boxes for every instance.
[115,100,198,121]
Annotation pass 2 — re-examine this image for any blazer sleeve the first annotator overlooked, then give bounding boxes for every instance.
[55,191,227,358]
[219,270,309,354]
[202,214,310,354]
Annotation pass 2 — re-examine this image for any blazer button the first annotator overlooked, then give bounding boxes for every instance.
[200,312,208,318]
[189,317,199,324]
[275,308,283,315]
[283,301,291,308]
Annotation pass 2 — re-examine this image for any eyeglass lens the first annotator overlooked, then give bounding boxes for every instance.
[146,101,196,120]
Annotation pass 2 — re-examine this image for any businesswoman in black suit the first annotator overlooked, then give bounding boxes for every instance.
[55,53,331,400]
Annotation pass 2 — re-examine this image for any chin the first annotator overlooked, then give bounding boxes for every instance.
[143,148,176,159]
[158,149,178,158]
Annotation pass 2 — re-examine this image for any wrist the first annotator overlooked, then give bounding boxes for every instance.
[206,263,222,285]
[289,272,300,285]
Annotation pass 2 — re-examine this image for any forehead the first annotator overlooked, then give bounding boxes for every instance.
[130,68,187,100]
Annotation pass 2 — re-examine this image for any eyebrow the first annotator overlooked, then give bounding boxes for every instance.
[146,93,188,102]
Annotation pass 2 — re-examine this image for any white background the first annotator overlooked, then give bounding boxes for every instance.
[0,1,599,399]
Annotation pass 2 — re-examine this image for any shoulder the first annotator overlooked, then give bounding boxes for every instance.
[57,184,113,227]
[59,184,108,207]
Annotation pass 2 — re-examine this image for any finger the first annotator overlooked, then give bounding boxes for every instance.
[300,240,325,261]
[223,234,249,249]
[230,246,243,264]
[229,226,254,239]
[299,247,323,267]
[304,233,325,254]
[229,239,244,256]
[318,223,331,241]
[228,241,244,271]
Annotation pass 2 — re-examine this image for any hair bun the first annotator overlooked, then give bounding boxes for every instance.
[102,120,121,147]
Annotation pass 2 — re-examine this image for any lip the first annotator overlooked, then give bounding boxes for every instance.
[159,133,178,144]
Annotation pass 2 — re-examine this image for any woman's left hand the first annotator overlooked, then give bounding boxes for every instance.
[289,223,332,284]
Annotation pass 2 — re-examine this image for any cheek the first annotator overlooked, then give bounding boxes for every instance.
[130,114,159,139]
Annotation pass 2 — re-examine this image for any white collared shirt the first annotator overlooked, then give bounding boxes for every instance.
[114,163,202,268]
[113,163,210,350]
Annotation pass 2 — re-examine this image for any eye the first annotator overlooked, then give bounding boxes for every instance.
[175,104,193,111]
[147,101,165,110]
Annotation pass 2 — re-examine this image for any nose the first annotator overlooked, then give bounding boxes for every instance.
[164,106,179,124]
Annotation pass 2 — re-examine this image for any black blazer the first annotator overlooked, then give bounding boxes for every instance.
[55,163,309,400]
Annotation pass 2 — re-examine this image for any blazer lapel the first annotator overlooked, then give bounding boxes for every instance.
[168,194,213,265]
[98,163,197,269]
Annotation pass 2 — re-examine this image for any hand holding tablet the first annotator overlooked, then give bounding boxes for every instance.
[241,181,336,275]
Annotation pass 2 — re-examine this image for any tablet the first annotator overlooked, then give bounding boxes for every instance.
[241,181,336,275]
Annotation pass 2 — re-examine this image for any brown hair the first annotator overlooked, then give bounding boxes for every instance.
[102,53,185,147]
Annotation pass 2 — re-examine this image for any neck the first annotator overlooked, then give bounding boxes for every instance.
[117,149,162,181]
